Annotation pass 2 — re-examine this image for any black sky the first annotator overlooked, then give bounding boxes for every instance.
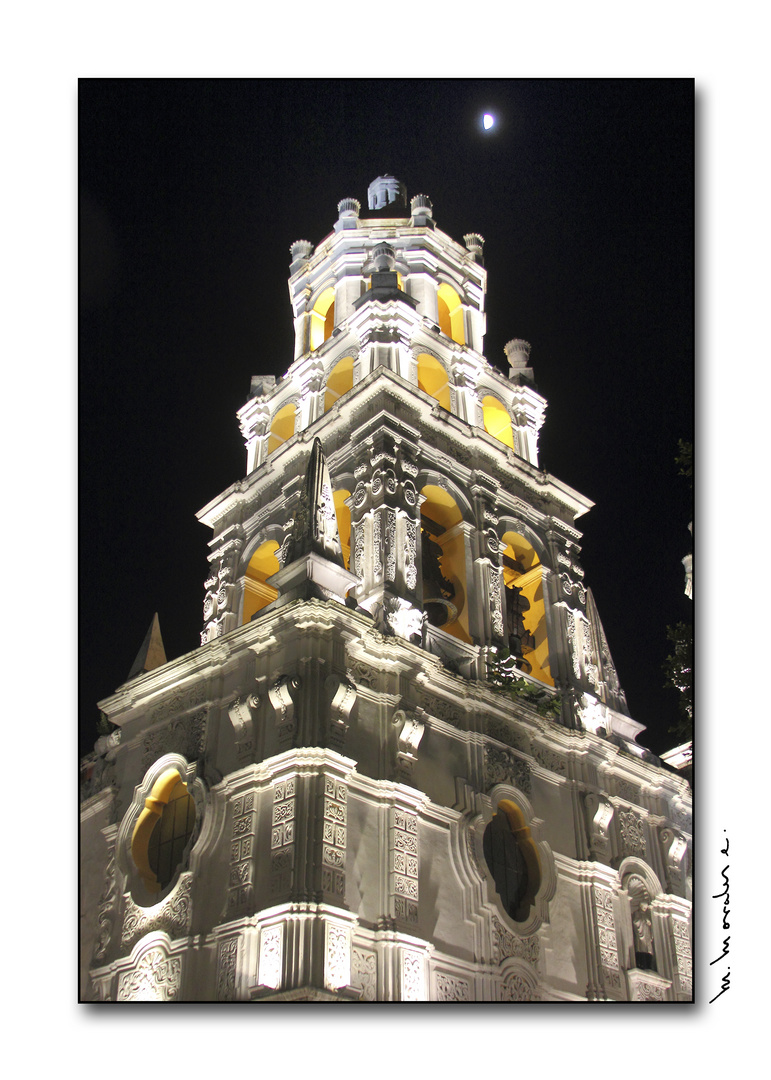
[79,78,693,760]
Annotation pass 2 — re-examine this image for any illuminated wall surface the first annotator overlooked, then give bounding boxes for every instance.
[81,177,691,1003]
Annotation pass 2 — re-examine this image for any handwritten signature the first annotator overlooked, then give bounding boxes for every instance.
[709,831,730,1003]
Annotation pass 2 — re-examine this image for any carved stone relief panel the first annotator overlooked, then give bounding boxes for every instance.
[141,710,207,771]
[259,924,283,990]
[324,922,351,991]
[270,779,295,898]
[228,792,257,916]
[401,948,425,1001]
[499,970,539,1002]
[617,808,646,859]
[391,807,419,926]
[321,775,347,901]
[670,916,692,998]
[484,744,532,796]
[217,937,239,1002]
[117,945,182,1002]
[435,971,472,1001]
[491,915,540,966]
[592,885,622,994]
[93,838,118,963]
[351,945,378,1001]
[121,873,193,953]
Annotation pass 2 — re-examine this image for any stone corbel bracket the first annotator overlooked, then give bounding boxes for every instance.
[392,707,427,782]
[659,827,690,898]
[325,673,357,751]
[584,791,615,864]
[269,675,301,752]
[227,693,260,763]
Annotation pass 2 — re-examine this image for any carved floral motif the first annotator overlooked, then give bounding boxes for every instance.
[117,947,182,1001]
[484,744,532,796]
[121,874,193,951]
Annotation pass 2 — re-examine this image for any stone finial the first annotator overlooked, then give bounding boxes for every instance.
[410,194,434,227]
[371,242,397,272]
[504,339,534,384]
[290,240,313,273]
[367,175,407,211]
[338,197,361,217]
[464,233,485,264]
[504,339,531,367]
[335,198,361,232]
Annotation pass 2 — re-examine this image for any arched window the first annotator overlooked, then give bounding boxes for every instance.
[436,282,465,345]
[482,395,515,450]
[242,540,280,623]
[483,800,541,923]
[417,354,451,411]
[501,531,552,685]
[131,769,196,896]
[309,286,336,352]
[334,490,351,569]
[420,484,470,642]
[268,402,296,454]
[324,356,355,413]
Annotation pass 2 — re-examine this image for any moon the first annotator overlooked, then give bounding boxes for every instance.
[483,113,495,130]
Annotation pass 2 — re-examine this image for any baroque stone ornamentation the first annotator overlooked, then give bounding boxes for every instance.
[484,744,532,796]
[229,791,257,914]
[618,808,646,858]
[270,780,295,898]
[117,947,182,1002]
[351,946,377,1001]
[325,674,357,750]
[435,971,472,1001]
[584,792,614,863]
[259,925,283,990]
[391,808,420,925]
[491,916,540,965]
[141,710,207,770]
[321,775,347,899]
[671,916,692,996]
[592,885,621,992]
[401,949,424,1001]
[325,923,350,990]
[500,970,538,1002]
[217,937,239,1001]
[121,873,193,951]
[269,675,301,751]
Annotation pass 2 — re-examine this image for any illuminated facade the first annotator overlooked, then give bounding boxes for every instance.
[80,177,692,1002]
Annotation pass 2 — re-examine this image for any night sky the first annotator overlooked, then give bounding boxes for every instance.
[79,78,693,760]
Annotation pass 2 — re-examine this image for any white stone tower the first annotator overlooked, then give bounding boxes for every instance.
[80,177,692,1002]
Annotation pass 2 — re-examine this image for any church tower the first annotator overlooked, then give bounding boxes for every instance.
[80,177,692,1002]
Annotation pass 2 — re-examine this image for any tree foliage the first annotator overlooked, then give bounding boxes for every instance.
[486,648,561,719]
[662,622,693,741]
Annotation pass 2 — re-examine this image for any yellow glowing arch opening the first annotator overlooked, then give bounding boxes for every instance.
[309,286,336,352]
[324,356,355,413]
[437,282,465,345]
[417,354,451,411]
[482,395,515,449]
[421,484,470,642]
[501,531,552,685]
[268,402,296,454]
[242,539,281,623]
[334,489,351,569]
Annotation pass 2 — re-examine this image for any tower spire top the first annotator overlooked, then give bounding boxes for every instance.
[127,612,167,680]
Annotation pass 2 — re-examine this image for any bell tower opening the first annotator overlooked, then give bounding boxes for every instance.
[501,531,552,684]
